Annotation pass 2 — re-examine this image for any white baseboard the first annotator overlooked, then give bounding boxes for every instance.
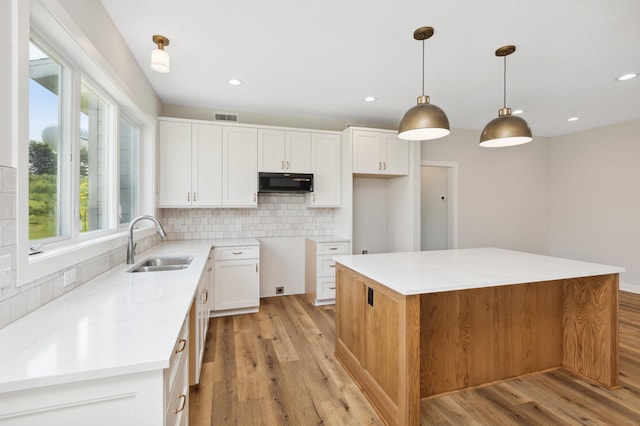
[620,281,640,294]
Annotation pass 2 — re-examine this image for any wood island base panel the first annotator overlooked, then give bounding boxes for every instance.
[334,249,622,426]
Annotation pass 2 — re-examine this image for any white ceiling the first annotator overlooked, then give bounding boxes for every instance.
[99,0,640,137]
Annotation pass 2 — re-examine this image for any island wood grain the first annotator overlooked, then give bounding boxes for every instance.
[191,291,640,425]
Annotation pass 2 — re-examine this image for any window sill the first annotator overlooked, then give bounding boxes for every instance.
[19,226,156,286]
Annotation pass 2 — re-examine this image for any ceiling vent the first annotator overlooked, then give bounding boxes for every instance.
[213,112,239,122]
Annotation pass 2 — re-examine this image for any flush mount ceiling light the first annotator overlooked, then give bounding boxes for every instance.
[398,26,450,141]
[151,35,170,73]
[567,116,580,122]
[363,96,377,102]
[228,79,243,86]
[479,45,532,148]
[617,73,638,81]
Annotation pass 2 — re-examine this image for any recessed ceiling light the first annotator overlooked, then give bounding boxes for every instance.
[567,116,580,122]
[617,73,637,81]
[512,109,524,115]
[228,79,243,86]
[363,96,377,102]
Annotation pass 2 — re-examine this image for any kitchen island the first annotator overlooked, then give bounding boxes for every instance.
[333,248,624,426]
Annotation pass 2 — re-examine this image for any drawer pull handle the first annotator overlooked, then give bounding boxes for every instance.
[329,286,336,290]
[175,394,187,413]
[232,251,243,255]
[203,289,209,304]
[281,160,285,170]
[207,267,212,272]
[328,247,338,251]
[329,264,336,268]
[176,338,187,354]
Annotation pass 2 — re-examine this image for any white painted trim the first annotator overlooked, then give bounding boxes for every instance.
[420,161,459,249]
[620,281,640,295]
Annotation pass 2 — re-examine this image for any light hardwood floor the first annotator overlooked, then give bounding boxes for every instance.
[190,291,640,425]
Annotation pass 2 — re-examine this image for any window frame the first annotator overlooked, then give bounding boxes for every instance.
[18,6,151,286]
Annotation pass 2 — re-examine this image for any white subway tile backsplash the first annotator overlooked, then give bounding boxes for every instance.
[161,194,336,240]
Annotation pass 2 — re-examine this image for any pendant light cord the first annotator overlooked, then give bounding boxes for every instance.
[422,39,425,96]
[503,55,507,108]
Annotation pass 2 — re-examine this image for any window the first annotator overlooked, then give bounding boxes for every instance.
[119,115,138,224]
[27,40,140,244]
[80,81,110,233]
[28,41,69,241]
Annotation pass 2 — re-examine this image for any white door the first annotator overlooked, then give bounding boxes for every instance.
[214,259,259,310]
[159,121,192,207]
[421,166,449,250]
[257,129,285,172]
[352,130,382,174]
[308,133,341,206]
[223,126,258,206]
[285,131,312,172]
[192,123,222,206]
[382,134,409,175]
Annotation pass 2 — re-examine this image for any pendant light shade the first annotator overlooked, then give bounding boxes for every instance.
[480,45,532,147]
[398,27,450,141]
[151,35,170,73]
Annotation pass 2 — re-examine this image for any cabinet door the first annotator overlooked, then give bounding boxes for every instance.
[308,133,341,206]
[159,121,192,207]
[285,131,312,172]
[214,259,260,310]
[381,134,409,175]
[352,130,383,174]
[192,123,223,206]
[258,129,286,172]
[223,126,258,206]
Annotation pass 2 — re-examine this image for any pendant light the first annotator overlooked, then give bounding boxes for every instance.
[479,45,532,147]
[398,26,450,141]
[151,35,170,73]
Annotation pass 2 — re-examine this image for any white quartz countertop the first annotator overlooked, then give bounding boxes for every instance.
[334,248,625,296]
[0,238,258,394]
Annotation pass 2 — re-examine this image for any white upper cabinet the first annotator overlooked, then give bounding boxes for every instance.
[223,126,258,207]
[258,129,312,173]
[193,124,223,206]
[307,133,341,207]
[352,129,408,176]
[159,120,222,207]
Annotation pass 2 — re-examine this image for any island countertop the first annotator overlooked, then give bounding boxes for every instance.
[333,247,624,296]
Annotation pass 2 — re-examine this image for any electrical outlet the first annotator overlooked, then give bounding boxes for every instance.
[174,219,183,228]
[63,269,77,287]
[276,286,284,295]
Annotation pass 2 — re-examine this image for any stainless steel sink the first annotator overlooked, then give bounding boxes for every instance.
[127,256,193,273]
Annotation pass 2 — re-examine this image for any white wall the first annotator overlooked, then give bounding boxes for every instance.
[421,128,551,254]
[549,119,640,290]
[352,178,389,254]
[0,1,14,166]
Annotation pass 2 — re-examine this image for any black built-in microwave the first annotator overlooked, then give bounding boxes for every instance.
[258,172,314,193]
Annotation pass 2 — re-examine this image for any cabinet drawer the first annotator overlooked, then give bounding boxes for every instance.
[317,277,337,300]
[215,245,260,260]
[165,354,188,426]
[166,317,188,400]
[318,256,338,276]
[317,241,349,255]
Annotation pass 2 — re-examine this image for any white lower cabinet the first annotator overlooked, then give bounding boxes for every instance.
[0,315,190,426]
[305,238,350,305]
[189,249,212,386]
[213,245,260,316]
